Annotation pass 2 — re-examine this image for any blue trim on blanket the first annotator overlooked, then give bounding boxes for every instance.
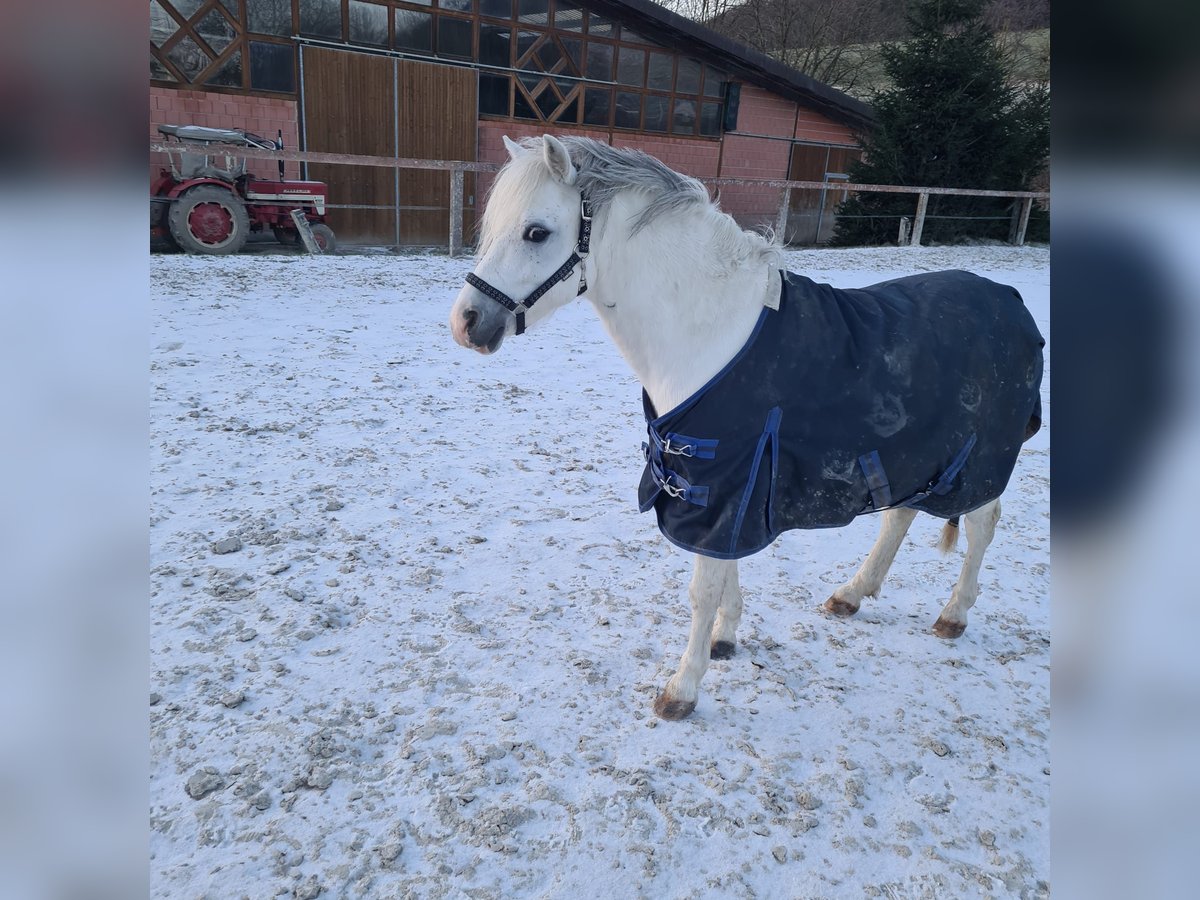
[729,407,782,555]
[645,303,774,427]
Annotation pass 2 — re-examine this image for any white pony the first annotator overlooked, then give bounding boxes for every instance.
[449,134,1039,720]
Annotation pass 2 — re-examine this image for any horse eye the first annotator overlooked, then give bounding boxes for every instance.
[523,225,551,243]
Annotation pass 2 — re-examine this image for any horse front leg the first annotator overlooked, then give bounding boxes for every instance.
[933,499,1000,638]
[654,555,736,720]
[825,507,918,617]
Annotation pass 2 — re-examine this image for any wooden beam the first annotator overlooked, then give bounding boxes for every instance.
[910,192,929,246]
[150,142,501,174]
[449,170,464,258]
[775,187,791,243]
[1013,197,1034,246]
[149,142,1050,200]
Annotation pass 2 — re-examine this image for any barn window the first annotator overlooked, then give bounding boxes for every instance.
[247,1,291,36]
[348,2,388,46]
[583,88,610,126]
[438,16,473,59]
[249,40,295,92]
[299,0,343,40]
[151,0,730,140]
[479,73,510,115]
[643,94,669,132]
[480,0,512,18]
[616,47,644,86]
[478,23,512,67]
[395,10,433,52]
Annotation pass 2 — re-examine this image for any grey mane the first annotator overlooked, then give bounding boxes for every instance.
[520,136,711,234]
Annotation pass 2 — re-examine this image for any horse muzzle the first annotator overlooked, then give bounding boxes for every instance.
[450,290,509,354]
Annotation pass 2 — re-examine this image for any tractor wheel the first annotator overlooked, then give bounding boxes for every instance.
[168,185,250,255]
[151,200,179,253]
[310,223,337,253]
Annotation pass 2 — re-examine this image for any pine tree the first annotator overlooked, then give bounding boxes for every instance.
[831,0,1049,246]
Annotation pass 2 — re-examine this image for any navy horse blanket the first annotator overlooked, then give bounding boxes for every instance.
[638,269,1045,560]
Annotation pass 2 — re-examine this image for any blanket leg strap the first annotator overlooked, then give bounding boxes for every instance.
[858,450,893,511]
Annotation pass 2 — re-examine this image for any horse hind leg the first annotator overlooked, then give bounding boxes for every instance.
[709,561,743,659]
[933,499,1000,639]
[654,555,734,720]
[825,507,918,617]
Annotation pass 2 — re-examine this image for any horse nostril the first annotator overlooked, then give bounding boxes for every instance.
[463,308,479,332]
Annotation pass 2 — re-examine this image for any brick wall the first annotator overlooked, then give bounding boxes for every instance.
[150,87,300,181]
[716,87,793,229]
[714,85,859,231]
[793,107,858,145]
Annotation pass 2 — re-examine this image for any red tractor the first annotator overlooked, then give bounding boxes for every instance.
[151,124,336,255]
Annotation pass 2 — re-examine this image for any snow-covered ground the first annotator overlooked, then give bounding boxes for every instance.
[150,244,1049,899]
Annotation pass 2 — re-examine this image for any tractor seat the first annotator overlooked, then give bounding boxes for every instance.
[158,124,251,144]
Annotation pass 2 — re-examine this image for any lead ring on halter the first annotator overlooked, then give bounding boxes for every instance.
[464,197,593,336]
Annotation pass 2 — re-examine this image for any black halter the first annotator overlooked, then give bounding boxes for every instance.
[465,198,593,336]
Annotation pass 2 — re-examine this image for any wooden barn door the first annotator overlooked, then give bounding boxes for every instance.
[301,47,477,246]
[786,143,862,245]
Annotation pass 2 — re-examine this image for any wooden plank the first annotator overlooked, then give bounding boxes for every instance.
[910,192,929,246]
[302,47,396,243]
[1013,197,1034,246]
[290,209,322,254]
[774,187,791,242]
[151,141,1050,203]
[449,170,464,258]
[149,143,1048,201]
[150,142,499,173]
[395,58,477,245]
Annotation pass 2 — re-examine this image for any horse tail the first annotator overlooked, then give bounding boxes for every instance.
[937,517,960,554]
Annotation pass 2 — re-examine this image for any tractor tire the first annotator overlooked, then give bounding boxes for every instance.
[168,185,250,255]
[310,223,336,253]
[150,200,179,253]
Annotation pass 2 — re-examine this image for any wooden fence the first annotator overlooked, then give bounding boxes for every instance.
[151,141,1049,256]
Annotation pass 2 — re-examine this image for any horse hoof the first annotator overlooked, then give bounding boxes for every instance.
[933,617,966,639]
[653,693,696,720]
[824,595,860,617]
[710,640,736,660]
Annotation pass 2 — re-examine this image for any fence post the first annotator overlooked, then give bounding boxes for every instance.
[1011,197,1033,246]
[775,187,791,244]
[910,192,929,246]
[449,168,464,258]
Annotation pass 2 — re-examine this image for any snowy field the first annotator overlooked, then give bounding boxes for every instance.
[150,244,1049,899]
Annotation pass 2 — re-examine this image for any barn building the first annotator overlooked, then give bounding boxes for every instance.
[150,0,872,246]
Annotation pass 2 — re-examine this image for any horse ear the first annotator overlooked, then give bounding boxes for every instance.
[542,134,577,185]
[502,135,523,160]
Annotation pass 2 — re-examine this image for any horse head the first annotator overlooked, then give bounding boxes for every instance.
[449,134,590,354]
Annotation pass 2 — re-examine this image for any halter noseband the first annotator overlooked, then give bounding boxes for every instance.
[464,198,593,336]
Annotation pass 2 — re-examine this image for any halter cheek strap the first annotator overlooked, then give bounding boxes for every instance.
[465,198,593,336]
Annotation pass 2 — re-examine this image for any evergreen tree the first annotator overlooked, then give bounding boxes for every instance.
[831,0,1049,246]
